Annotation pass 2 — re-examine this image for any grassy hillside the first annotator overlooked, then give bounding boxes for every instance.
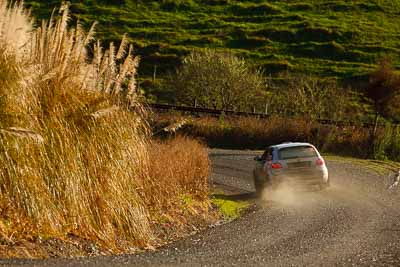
[25,0,400,99]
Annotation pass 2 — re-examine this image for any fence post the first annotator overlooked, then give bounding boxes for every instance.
[265,103,268,115]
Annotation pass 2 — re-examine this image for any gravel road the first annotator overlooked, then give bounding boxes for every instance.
[3,149,400,266]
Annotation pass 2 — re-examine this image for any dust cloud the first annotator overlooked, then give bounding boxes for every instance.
[259,182,326,209]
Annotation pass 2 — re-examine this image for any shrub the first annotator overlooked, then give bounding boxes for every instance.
[170,49,267,111]
[373,123,400,161]
[366,58,400,121]
[266,74,356,121]
[321,125,370,158]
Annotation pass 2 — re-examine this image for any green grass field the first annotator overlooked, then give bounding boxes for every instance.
[25,0,400,99]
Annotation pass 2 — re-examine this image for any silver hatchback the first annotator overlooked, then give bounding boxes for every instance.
[253,142,329,195]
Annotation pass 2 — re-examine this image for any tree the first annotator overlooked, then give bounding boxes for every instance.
[170,49,266,111]
[266,73,354,121]
[366,58,400,121]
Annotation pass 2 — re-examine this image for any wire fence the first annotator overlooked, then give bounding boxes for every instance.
[148,103,399,128]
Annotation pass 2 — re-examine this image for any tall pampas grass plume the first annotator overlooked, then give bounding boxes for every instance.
[0,0,152,249]
[0,1,211,257]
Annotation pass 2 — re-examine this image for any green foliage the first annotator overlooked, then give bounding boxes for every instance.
[266,74,359,121]
[170,49,266,111]
[230,2,282,16]
[211,196,249,220]
[374,124,400,161]
[23,0,400,102]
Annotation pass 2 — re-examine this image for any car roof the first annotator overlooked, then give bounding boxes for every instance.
[271,142,315,150]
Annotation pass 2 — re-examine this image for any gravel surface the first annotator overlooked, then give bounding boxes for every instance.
[2,149,400,266]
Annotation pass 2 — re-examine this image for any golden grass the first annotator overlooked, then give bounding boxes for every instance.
[0,0,151,248]
[146,137,212,243]
[0,1,211,257]
[147,136,210,210]
[164,114,315,149]
[152,113,400,161]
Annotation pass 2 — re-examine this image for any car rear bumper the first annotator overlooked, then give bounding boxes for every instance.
[271,168,328,189]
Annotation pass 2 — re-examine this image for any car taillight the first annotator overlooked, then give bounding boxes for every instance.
[316,158,325,166]
[271,163,283,169]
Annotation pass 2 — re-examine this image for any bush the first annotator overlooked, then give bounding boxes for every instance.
[366,58,400,121]
[170,49,267,111]
[373,123,400,161]
[321,125,370,158]
[266,74,357,121]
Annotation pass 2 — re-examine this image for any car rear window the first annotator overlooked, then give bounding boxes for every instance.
[278,146,317,160]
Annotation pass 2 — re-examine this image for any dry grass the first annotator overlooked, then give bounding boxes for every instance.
[152,113,400,161]
[0,1,211,257]
[181,115,314,149]
[321,125,371,158]
[147,137,212,243]
[147,136,210,210]
[0,0,151,249]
